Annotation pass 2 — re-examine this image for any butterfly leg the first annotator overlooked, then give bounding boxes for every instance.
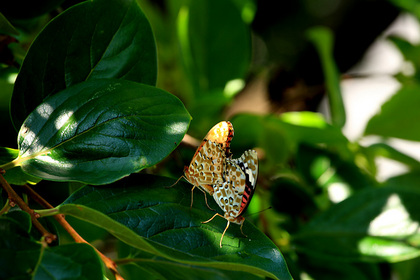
[201,212,224,224]
[198,185,215,211]
[202,191,215,211]
[220,221,231,248]
[190,185,196,208]
[201,213,229,248]
[239,221,247,238]
[165,175,185,189]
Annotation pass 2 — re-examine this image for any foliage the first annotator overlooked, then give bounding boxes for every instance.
[1,0,420,279]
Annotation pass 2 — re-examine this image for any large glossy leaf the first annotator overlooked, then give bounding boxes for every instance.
[293,181,420,262]
[365,84,420,141]
[11,0,157,129]
[118,244,265,280]
[13,79,190,185]
[58,174,292,280]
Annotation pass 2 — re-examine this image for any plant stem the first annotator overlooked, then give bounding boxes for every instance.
[23,184,124,280]
[0,174,57,243]
[0,157,21,171]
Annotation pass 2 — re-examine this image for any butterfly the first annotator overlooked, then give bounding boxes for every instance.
[202,149,258,247]
[180,121,234,208]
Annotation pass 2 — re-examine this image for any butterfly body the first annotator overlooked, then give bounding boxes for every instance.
[177,120,259,247]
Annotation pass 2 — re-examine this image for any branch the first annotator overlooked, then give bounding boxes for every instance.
[23,184,124,280]
[0,174,56,243]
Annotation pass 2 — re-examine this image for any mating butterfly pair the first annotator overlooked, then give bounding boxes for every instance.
[183,121,258,248]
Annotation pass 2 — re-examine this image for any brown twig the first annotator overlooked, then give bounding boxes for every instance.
[0,174,56,243]
[22,184,123,280]
[181,133,200,149]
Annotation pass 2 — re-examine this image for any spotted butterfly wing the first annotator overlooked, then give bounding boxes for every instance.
[183,121,234,208]
[231,149,258,217]
[184,139,226,194]
[204,149,258,247]
[203,121,234,158]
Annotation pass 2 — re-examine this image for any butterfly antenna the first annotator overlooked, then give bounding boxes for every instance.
[190,185,196,208]
[243,206,272,218]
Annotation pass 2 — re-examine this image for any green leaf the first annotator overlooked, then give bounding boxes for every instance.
[306,27,345,128]
[58,174,292,280]
[231,113,347,162]
[365,84,420,141]
[0,12,19,35]
[293,184,420,262]
[4,211,32,233]
[365,143,420,170]
[299,254,382,280]
[0,216,42,279]
[34,244,103,280]
[15,79,190,185]
[0,217,103,280]
[296,144,374,192]
[278,111,348,145]
[0,147,41,185]
[178,0,251,92]
[392,256,420,280]
[11,0,157,129]
[118,244,265,280]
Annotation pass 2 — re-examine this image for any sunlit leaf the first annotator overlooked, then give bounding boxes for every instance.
[365,84,420,141]
[11,0,157,129]
[15,79,190,185]
[294,183,420,262]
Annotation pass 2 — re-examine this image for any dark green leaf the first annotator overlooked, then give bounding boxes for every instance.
[392,256,420,280]
[0,217,42,279]
[58,174,292,280]
[34,244,103,280]
[11,0,157,129]
[15,79,190,185]
[299,254,382,280]
[271,177,317,217]
[4,211,32,233]
[365,84,420,141]
[119,246,264,280]
[294,184,420,262]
